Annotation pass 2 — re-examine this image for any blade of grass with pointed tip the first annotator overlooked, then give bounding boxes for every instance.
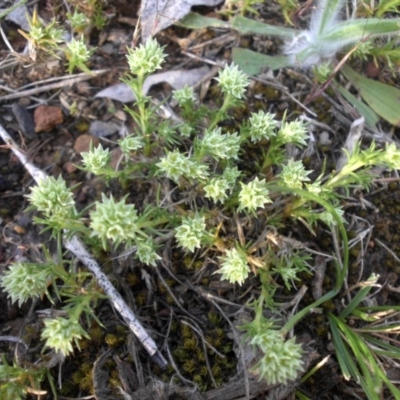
[231,15,295,38]
[313,0,344,35]
[178,12,230,29]
[232,48,291,75]
[322,18,400,46]
[341,64,400,126]
[333,82,379,128]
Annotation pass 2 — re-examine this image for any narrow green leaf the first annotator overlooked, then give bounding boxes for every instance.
[232,48,291,75]
[340,282,375,319]
[322,18,400,45]
[341,65,400,126]
[315,0,344,36]
[328,315,357,380]
[231,15,295,38]
[178,12,230,29]
[334,83,379,128]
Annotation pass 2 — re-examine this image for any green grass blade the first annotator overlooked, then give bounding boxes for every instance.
[322,18,400,45]
[231,15,295,38]
[334,83,379,128]
[232,48,291,75]
[313,0,344,36]
[178,12,230,29]
[341,65,400,126]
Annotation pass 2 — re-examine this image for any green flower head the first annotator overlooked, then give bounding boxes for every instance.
[118,135,145,155]
[173,85,197,105]
[278,119,308,147]
[278,159,311,189]
[200,128,241,160]
[27,176,75,219]
[0,262,53,307]
[216,247,250,285]
[215,63,249,99]
[81,144,110,175]
[90,194,141,248]
[135,238,161,266]
[204,177,230,204]
[251,333,304,385]
[41,317,89,356]
[126,38,166,76]
[238,177,272,213]
[248,111,278,142]
[175,214,209,252]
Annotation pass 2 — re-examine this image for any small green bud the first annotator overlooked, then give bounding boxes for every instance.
[0,262,53,306]
[248,111,278,142]
[27,176,75,219]
[119,135,145,155]
[81,144,110,175]
[65,36,95,74]
[175,214,209,252]
[173,85,197,105]
[90,194,140,248]
[278,159,311,189]
[278,119,308,147]
[250,332,304,385]
[200,128,241,160]
[126,38,166,76]
[215,63,249,99]
[41,317,89,356]
[204,177,230,203]
[238,177,272,213]
[135,238,161,266]
[216,247,250,285]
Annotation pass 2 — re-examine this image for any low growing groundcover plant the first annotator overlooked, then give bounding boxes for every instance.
[1,37,400,399]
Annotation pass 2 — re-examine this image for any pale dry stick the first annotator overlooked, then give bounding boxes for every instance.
[0,70,108,102]
[0,124,168,369]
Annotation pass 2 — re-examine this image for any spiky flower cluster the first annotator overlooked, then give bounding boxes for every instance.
[0,262,52,306]
[175,214,209,252]
[250,330,304,385]
[126,38,166,76]
[278,159,311,189]
[135,238,161,266]
[65,36,95,74]
[90,194,141,248]
[199,128,241,160]
[119,135,145,155]
[215,64,249,99]
[81,144,110,175]
[248,111,278,142]
[216,247,250,285]
[41,317,88,356]
[239,177,271,213]
[27,176,75,219]
[156,150,209,183]
[173,85,197,105]
[278,119,308,147]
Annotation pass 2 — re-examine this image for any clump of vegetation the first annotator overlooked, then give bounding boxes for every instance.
[2,35,400,399]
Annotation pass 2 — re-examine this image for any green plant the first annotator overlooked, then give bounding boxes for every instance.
[0,356,48,400]
[179,0,400,127]
[220,0,263,16]
[328,274,400,399]
[2,38,400,398]
[18,8,65,61]
[65,36,96,74]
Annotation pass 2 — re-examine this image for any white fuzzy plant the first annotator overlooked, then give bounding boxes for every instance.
[229,0,400,70]
[285,0,400,66]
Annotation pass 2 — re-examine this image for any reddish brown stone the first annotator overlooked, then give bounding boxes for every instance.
[73,134,100,154]
[34,105,64,132]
